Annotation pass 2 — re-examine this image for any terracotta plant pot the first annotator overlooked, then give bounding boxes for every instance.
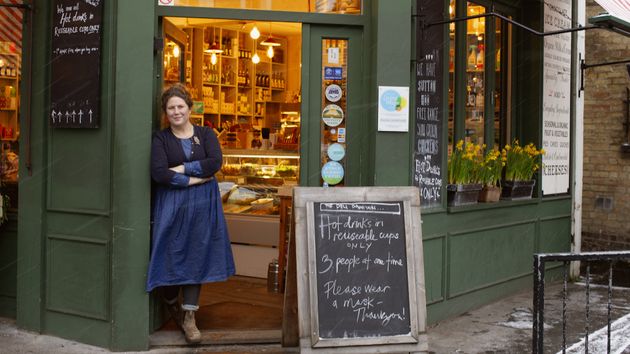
[478,185,501,203]
[500,180,536,200]
[447,183,482,207]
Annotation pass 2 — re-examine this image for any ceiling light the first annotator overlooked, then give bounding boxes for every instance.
[260,37,281,47]
[266,46,274,58]
[252,52,260,64]
[250,26,260,39]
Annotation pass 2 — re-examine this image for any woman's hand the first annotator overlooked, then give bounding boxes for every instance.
[188,176,213,186]
[169,164,185,174]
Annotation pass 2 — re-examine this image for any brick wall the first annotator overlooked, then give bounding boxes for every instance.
[581,0,630,251]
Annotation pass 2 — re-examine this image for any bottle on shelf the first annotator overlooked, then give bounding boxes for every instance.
[467,45,477,71]
[476,44,484,70]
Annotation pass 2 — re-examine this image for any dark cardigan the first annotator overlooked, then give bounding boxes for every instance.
[151,125,222,186]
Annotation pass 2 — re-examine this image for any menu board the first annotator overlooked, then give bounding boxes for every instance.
[413,0,444,208]
[313,202,411,340]
[294,187,427,353]
[50,0,103,128]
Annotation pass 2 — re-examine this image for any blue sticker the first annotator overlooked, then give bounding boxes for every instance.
[327,143,346,161]
[324,66,343,80]
[321,161,344,185]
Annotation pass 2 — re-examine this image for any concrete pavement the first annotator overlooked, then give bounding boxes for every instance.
[1,280,629,353]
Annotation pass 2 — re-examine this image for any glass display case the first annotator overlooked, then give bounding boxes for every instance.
[218,148,299,216]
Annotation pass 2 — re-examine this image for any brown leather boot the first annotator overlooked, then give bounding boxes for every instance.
[182,310,201,344]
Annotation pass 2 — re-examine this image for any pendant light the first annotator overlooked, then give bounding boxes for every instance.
[260,23,281,59]
[250,25,260,39]
[204,26,223,66]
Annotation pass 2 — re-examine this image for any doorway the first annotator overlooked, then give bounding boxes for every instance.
[153,15,365,346]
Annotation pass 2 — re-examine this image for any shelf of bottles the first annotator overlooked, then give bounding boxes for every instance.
[199,26,287,130]
[447,2,504,149]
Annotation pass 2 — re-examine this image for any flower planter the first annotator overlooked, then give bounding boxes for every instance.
[447,183,482,207]
[500,180,536,200]
[479,185,501,203]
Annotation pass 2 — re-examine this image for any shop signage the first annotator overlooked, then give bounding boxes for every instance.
[413,0,445,208]
[325,84,342,102]
[541,0,571,195]
[321,161,344,185]
[50,0,103,128]
[326,143,345,161]
[327,47,340,64]
[321,104,344,127]
[377,86,409,132]
[324,66,343,80]
[293,187,427,353]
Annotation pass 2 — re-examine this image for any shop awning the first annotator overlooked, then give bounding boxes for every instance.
[589,0,630,36]
[0,0,23,55]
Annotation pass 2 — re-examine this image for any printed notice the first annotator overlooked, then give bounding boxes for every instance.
[378,86,410,132]
[542,0,571,194]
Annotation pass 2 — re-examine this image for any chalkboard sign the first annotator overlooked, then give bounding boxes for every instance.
[294,187,427,353]
[413,0,445,208]
[50,0,104,128]
[313,202,411,339]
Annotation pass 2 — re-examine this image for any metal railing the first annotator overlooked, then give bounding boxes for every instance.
[532,251,630,354]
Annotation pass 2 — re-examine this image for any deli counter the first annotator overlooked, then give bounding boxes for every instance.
[218,148,298,278]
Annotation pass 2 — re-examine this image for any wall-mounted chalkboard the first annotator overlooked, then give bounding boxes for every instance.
[413,0,445,208]
[294,187,427,353]
[50,0,104,128]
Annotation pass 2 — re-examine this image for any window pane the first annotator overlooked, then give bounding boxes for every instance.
[160,0,363,14]
[465,2,485,146]
[448,0,455,156]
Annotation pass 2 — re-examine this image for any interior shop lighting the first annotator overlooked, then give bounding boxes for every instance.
[250,25,260,39]
[172,44,180,58]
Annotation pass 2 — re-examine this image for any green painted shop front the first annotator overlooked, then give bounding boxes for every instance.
[0,0,574,351]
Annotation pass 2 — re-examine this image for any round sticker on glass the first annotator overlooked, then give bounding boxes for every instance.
[325,84,343,103]
[327,143,345,161]
[321,161,344,185]
[322,104,344,127]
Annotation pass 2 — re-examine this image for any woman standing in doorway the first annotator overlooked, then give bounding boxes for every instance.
[147,83,235,344]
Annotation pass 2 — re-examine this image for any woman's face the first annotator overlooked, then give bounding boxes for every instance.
[165,96,190,128]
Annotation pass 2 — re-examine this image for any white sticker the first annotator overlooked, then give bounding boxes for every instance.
[325,84,343,102]
[322,104,344,127]
[327,47,340,64]
[327,143,346,161]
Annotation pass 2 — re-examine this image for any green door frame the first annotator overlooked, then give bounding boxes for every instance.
[301,24,367,187]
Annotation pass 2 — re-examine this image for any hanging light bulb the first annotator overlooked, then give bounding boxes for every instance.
[266,45,274,59]
[252,52,260,64]
[172,44,180,58]
[250,25,260,39]
[211,52,218,65]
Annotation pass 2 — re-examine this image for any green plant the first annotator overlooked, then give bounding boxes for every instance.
[502,140,545,182]
[477,148,503,187]
[448,140,482,185]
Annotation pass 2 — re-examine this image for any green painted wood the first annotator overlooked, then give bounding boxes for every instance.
[304,25,364,186]
[110,0,154,350]
[47,129,111,214]
[420,197,572,324]
[373,0,412,186]
[0,218,18,318]
[17,0,50,332]
[423,236,445,305]
[44,312,111,349]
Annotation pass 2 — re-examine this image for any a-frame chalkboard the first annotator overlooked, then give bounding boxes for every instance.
[294,187,427,353]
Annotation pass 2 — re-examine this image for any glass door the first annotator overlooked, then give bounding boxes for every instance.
[302,25,365,187]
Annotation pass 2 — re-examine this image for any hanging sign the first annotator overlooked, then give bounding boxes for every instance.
[50,0,104,128]
[378,86,409,132]
[293,187,427,353]
[322,104,344,127]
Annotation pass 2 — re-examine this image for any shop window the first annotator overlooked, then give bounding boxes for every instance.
[448,1,511,154]
[159,0,362,15]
